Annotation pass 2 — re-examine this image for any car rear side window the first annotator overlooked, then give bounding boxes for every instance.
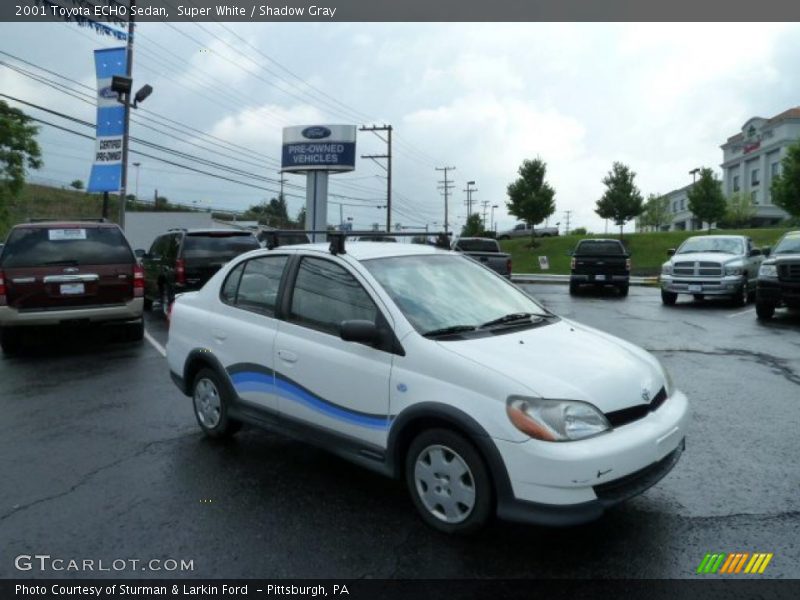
[289,257,377,335]
[575,241,625,255]
[0,226,133,268]
[221,256,288,316]
[182,233,259,259]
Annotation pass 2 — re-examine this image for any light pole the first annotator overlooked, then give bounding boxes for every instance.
[464,180,477,216]
[490,204,498,233]
[690,167,701,183]
[132,162,141,204]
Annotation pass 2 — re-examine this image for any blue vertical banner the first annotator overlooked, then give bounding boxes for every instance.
[87,47,127,193]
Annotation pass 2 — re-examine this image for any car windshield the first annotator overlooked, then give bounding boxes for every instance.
[0,226,133,268]
[455,239,500,252]
[575,241,624,255]
[363,254,548,335]
[182,233,259,259]
[677,237,743,255]
[773,233,800,255]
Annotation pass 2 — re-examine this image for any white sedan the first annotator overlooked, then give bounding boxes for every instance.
[166,239,689,533]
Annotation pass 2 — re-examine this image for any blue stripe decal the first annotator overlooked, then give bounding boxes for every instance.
[230,370,391,430]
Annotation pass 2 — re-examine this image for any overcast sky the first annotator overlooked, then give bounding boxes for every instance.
[1,21,799,233]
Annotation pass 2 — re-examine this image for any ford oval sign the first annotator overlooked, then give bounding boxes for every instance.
[99,86,117,99]
[301,126,331,140]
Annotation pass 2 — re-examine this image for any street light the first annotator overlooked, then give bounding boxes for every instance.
[490,204,499,233]
[689,167,701,183]
[132,162,141,204]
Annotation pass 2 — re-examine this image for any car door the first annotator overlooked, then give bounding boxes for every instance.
[212,254,290,414]
[143,235,167,299]
[274,255,394,447]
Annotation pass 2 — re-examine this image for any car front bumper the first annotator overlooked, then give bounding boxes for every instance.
[494,389,689,525]
[0,298,144,327]
[661,274,744,296]
[757,278,800,306]
[570,274,629,284]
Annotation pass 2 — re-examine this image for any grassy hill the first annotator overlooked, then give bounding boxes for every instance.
[500,228,794,275]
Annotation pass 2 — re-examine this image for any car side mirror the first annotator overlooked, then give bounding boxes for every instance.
[749,248,761,257]
[667,248,675,256]
[763,246,771,257]
[340,320,380,345]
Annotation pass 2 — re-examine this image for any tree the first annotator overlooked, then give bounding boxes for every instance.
[70,179,84,191]
[461,213,484,237]
[687,167,726,231]
[506,158,556,243]
[246,194,291,227]
[724,191,756,228]
[0,100,42,231]
[295,206,307,229]
[640,193,671,232]
[594,162,644,239]
[771,140,800,218]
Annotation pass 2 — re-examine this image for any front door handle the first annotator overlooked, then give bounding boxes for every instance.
[278,349,298,363]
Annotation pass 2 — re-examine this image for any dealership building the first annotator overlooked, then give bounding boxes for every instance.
[667,107,799,231]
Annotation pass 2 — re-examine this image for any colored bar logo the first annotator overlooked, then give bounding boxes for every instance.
[696,552,773,574]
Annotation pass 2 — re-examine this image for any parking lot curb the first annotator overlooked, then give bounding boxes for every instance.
[513,274,660,287]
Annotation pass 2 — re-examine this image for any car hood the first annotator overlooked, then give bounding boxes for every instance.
[667,252,743,264]
[763,253,800,265]
[437,319,666,414]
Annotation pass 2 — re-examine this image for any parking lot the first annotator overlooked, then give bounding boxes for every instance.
[1,283,798,579]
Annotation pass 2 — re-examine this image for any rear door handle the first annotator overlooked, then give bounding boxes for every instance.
[278,349,297,363]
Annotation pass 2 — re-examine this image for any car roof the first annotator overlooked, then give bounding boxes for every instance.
[577,238,621,243]
[12,221,119,229]
[276,241,450,261]
[685,234,746,240]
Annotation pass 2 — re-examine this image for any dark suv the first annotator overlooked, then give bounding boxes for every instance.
[140,228,260,317]
[755,230,800,320]
[569,239,631,296]
[0,220,144,353]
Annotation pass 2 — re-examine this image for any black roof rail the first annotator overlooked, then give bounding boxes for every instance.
[263,230,452,255]
[27,217,108,223]
[167,227,188,232]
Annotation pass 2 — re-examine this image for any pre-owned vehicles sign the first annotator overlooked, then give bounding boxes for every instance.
[281,125,356,172]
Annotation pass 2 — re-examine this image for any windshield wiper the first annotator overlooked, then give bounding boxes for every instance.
[43,259,79,266]
[478,312,545,329]
[423,325,477,338]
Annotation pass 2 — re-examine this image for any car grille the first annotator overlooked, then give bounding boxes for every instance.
[778,263,800,282]
[604,387,668,428]
[673,261,721,276]
[593,438,685,504]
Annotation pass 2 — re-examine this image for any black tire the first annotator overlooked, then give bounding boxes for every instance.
[0,327,22,355]
[732,278,749,307]
[661,290,678,306]
[756,302,775,321]
[405,428,492,535]
[618,284,629,297]
[191,368,241,438]
[125,319,144,342]
[693,294,704,301]
[569,282,579,295]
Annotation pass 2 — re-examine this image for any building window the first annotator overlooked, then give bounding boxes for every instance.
[733,175,740,192]
[751,169,760,186]
[673,201,678,213]
[680,198,685,211]
[771,162,780,178]
[751,190,759,205]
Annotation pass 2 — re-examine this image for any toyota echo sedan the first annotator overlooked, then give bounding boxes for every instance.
[165,240,689,533]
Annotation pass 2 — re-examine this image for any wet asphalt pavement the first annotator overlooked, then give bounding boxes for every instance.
[1,284,798,579]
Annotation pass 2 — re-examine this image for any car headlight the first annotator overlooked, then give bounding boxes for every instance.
[661,264,672,275]
[759,264,778,278]
[506,396,610,442]
[724,265,744,276]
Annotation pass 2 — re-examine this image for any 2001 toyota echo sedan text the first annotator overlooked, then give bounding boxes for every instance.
[166,241,689,533]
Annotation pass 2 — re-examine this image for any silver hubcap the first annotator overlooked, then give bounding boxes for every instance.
[194,378,222,429]
[414,444,476,524]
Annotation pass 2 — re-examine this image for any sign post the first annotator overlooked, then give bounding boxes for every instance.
[281,125,357,242]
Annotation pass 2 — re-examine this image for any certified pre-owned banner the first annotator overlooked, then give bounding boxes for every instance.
[87,47,127,193]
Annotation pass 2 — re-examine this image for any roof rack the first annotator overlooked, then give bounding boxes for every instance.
[167,227,188,232]
[27,217,108,223]
[263,230,452,255]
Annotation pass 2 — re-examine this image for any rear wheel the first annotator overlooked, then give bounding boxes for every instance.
[569,282,579,295]
[0,327,22,355]
[756,301,775,320]
[125,319,144,342]
[661,290,678,305]
[405,428,492,534]
[192,368,241,438]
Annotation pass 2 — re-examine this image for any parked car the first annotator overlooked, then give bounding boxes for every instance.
[256,229,310,248]
[569,239,630,296]
[0,220,144,353]
[354,235,398,242]
[140,228,260,318]
[166,239,688,534]
[755,230,800,320]
[660,235,764,306]
[452,237,511,278]
[497,224,559,240]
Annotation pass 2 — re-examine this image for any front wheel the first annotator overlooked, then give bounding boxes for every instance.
[405,428,492,534]
[192,368,241,438]
[569,282,579,295]
[732,278,749,307]
[756,302,775,320]
[661,290,678,305]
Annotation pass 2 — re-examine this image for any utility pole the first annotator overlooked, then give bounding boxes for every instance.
[563,210,572,235]
[481,200,490,230]
[360,125,392,231]
[464,181,477,216]
[435,166,455,233]
[490,204,498,233]
[277,170,287,199]
[118,0,136,230]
